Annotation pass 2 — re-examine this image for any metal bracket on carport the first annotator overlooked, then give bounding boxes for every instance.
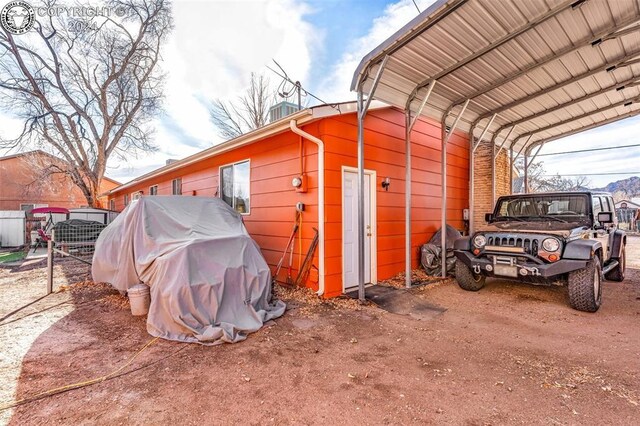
[509,135,532,194]
[404,80,437,288]
[468,113,497,235]
[440,99,470,278]
[491,125,516,205]
[355,55,389,302]
[523,143,545,193]
[472,114,497,154]
[494,126,515,160]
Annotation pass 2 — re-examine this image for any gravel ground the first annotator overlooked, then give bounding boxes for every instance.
[0,238,639,425]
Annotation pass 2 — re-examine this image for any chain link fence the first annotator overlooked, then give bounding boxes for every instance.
[46,220,107,294]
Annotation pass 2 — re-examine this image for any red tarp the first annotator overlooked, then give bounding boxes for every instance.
[31,207,70,215]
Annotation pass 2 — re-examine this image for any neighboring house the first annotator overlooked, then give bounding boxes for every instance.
[615,199,640,209]
[106,102,480,298]
[0,150,120,211]
[615,199,640,231]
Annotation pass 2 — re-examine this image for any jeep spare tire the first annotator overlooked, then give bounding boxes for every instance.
[455,261,486,291]
[604,245,625,282]
[568,257,602,312]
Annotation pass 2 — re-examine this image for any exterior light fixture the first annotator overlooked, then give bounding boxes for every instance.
[381,177,390,191]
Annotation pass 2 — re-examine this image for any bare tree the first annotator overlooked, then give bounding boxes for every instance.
[0,0,172,206]
[513,158,590,193]
[544,174,591,191]
[210,72,275,140]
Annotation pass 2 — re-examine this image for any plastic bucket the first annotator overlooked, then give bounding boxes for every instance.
[128,284,150,316]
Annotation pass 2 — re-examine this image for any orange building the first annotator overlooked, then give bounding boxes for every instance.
[106,103,469,298]
[0,150,120,211]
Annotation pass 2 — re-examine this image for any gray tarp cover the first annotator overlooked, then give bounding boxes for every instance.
[420,225,462,276]
[92,196,285,345]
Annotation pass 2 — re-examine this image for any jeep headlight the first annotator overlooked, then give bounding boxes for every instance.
[542,238,560,252]
[473,234,487,248]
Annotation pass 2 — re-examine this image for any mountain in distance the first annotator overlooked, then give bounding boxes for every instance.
[592,176,640,198]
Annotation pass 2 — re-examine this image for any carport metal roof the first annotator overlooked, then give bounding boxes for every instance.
[349,0,640,299]
[352,0,640,154]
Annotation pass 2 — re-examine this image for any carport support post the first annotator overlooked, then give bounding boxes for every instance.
[405,111,412,288]
[491,138,496,204]
[441,99,470,278]
[524,154,529,194]
[404,81,435,288]
[355,56,389,302]
[356,90,366,302]
[509,147,514,194]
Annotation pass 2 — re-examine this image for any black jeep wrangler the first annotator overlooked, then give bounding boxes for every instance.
[454,192,626,312]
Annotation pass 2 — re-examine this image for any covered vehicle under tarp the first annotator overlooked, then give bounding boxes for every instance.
[92,196,285,345]
[420,225,462,276]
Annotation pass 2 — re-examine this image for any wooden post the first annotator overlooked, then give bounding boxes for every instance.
[47,238,53,294]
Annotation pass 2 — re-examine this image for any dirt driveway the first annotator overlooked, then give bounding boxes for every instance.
[1,238,639,425]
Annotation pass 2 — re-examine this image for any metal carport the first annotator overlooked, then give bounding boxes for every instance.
[350,0,640,300]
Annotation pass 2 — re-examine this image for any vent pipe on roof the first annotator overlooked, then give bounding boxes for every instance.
[166,159,178,165]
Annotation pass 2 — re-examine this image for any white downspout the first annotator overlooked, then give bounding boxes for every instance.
[289,120,325,296]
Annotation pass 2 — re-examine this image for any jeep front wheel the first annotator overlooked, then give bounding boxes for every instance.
[604,245,625,282]
[455,261,486,291]
[568,257,602,312]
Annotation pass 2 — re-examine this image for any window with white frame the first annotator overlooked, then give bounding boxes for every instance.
[124,194,130,206]
[149,185,158,195]
[132,191,143,201]
[220,160,250,214]
[172,178,182,195]
[109,199,115,211]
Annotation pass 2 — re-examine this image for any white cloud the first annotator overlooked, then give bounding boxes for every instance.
[317,0,436,103]
[0,114,23,145]
[108,0,321,182]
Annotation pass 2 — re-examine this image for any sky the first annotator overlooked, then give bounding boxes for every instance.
[1,0,639,188]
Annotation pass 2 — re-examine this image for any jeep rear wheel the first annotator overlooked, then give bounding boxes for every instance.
[605,245,625,282]
[455,261,486,291]
[568,257,602,312]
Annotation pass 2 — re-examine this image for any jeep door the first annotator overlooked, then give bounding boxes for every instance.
[592,195,611,260]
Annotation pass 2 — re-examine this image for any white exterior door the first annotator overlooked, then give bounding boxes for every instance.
[343,170,372,291]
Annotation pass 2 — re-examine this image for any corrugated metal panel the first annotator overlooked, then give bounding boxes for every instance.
[353,0,640,154]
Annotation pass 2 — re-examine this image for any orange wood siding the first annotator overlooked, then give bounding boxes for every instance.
[107,107,469,298]
[319,108,469,297]
[109,127,321,292]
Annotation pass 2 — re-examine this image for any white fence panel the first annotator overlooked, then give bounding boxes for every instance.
[0,210,26,247]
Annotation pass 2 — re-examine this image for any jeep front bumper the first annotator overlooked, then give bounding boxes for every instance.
[454,250,588,279]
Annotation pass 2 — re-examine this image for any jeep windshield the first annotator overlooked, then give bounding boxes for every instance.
[494,194,589,223]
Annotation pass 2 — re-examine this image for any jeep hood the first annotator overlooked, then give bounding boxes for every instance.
[477,221,589,239]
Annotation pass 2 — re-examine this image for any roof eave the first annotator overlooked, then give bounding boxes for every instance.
[107,109,315,195]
